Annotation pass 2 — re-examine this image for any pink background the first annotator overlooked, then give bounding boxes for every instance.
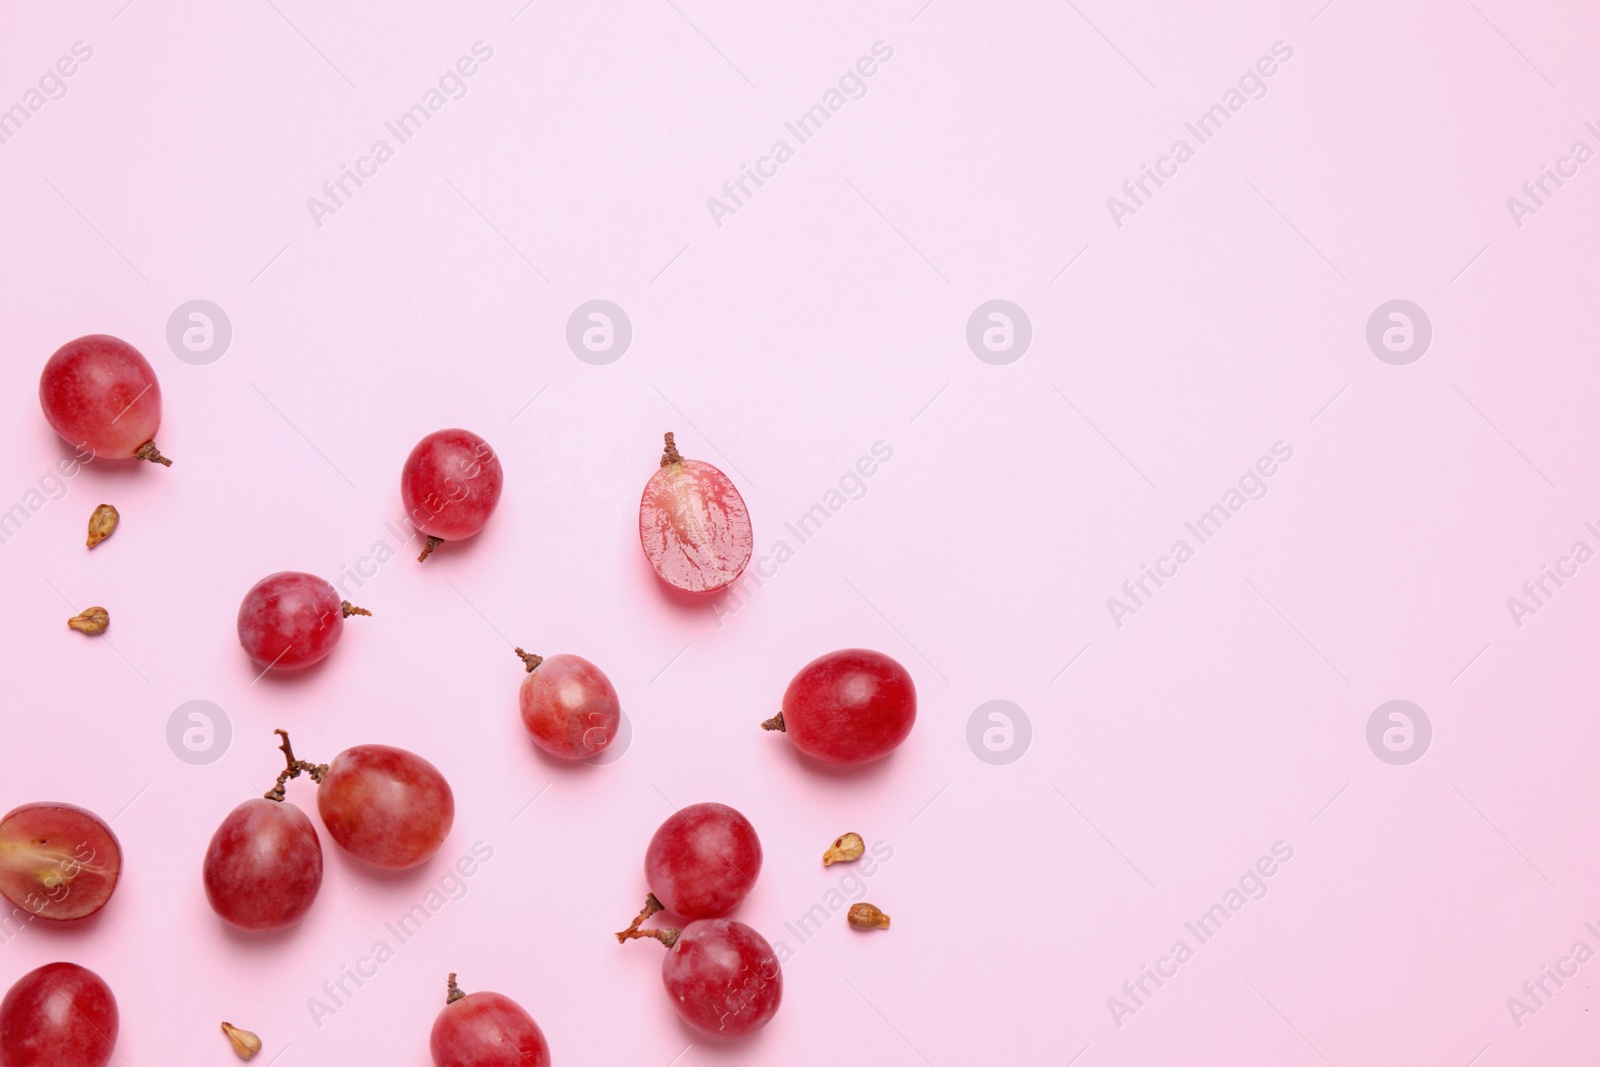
[2,0,1599,1063]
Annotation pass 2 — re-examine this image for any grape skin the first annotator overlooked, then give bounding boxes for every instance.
[518,653,621,761]
[778,649,916,765]
[0,962,118,1067]
[645,803,762,919]
[38,335,165,462]
[430,986,551,1067]
[317,745,454,870]
[236,572,357,671]
[203,798,323,932]
[401,429,505,550]
[662,920,781,1037]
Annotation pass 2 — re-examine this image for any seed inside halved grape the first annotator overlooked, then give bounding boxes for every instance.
[0,803,121,922]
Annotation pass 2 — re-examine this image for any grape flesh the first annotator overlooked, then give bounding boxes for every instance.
[38,335,166,463]
[0,962,118,1067]
[518,652,620,760]
[776,648,916,764]
[645,803,761,919]
[401,429,504,556]
[317,745,454,869]
[0,804,121,922]
[237,572,363,671]
[639,435,752,593]
[203,798,323,931]
[662,920,782,1037]
[430,982,550,1067]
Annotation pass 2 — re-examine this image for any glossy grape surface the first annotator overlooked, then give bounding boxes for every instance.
[645,802,761,919]
[639,438,752,593]
[0,804,121,922]
[518,653,620,760]
[402,429,504,546]
[38,335,165,462]
[430,987,551,1067]
[0,962,118,1067]
[237,572,358,671]
[662,920,781,1037]
[317,745,454,869]
[203,798,323,931]
[778,648,916,764]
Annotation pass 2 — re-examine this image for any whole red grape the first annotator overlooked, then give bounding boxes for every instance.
[402,429,504,561]
[317,744,454,869]
[515,649,620,761]
[0,804,121,922]
[765,649,916,764]
[619,913,781,1038]
[429,974,551,1067]
[645,802,761,919]
[639,432,752,593]
[237,572,369,672]
[39,334,169,465]
[0,962,118,1067]
[203,798,322,931]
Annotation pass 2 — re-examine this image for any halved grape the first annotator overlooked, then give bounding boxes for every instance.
[0,803,121,922]
[639,432,752,593]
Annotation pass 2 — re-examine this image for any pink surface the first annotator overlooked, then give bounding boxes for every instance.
[1,1,1598,1063]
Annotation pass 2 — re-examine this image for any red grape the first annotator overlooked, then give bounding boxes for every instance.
[402,429,504,561]
[618,909,781,1038]
[237,572,369,672]
[429,974,551,1067]
[764,649,916,765]
[515,649,620,761]
[39,334,169,465]
[317,744,454,869]
[644,803,761,919]
[0,962,118,1067]
[639,432,752,593]
[0,804,120,922]
[203,798,322,932]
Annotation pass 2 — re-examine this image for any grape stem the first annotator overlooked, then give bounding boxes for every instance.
[660,432,682,467]
[340,601,371,618]
[761,713,786,732]
[614,894,679,949]
[263,729,329,802]
[514,648,544,673]
[445,973,466,1005]
[134,440,172,467]
[417,535,445,563]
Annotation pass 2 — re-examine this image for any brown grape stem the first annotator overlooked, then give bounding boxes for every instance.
[515,648,544,673]
[340,601,370,618]
[445,973,466,1005]
[614,894,678,948]
[660,431,682,467]
[417,535,444,563]
[761,713,785,732]
[264,729,328,802]
[134,440,172,466]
